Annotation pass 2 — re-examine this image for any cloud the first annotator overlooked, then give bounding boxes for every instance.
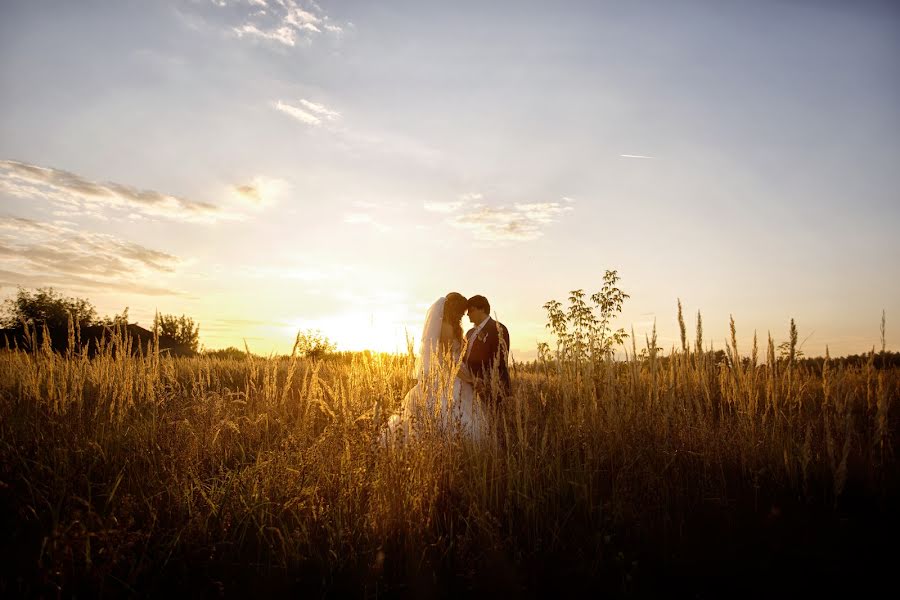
[424,193,484,214]
[512,202,573,224]
[234,23,298,46]
[0,217,181,295]
[425,194,573,243]
[298,99,340,120]
[230,175,288,207]
[222,0,345,48]
[234,185,261,202]
[274,100,321,125]
[274,99,339,126]
[0,159,223,222]
[0,268,176,297]
[450,205,558,242]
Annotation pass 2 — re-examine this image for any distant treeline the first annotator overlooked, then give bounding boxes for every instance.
[622,349,900,371]
[1,287,198,357]
[793,351,900,370]
[0,324,196,357]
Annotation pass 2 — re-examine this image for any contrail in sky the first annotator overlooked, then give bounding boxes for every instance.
[620,154,657,159]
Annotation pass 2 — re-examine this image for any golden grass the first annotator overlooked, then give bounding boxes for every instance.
[0,318,897,596]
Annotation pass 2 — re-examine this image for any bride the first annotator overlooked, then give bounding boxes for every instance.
[383,292,483,442]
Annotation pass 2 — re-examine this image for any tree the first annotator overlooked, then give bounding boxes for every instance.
[1,287,97,330]
[777,341,804,363]
[293,329,336,360]
[542,269,630,365]
[100,306,130,327]
[776,318,804,364]
[153,313,200,353]
[590,270,630,357]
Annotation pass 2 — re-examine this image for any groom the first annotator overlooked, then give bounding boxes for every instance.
[464,295,511,403]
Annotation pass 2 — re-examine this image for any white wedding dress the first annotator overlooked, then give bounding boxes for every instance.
[383,296,483,443]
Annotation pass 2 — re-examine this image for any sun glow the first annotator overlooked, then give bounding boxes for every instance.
[285,309,420,354]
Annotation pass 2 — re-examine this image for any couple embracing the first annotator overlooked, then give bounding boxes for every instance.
[385,293,510,442]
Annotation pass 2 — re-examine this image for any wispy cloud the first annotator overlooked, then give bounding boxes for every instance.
[274,100,321,125]
[0,159,223,222]
[298,99,340,120]
[0,217,181,295]
[451,204,571,242]
[224,0,344,48]
[230,175,288,207]
[425,194,574,243]
[620,154,657,159]
[234,23,298,46]
[274,99,339,126]
[424,193,483,213]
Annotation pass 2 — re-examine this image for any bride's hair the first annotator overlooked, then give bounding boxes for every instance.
[443,292,468,343]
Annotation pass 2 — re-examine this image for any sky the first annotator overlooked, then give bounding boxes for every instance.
[1,0,898,359]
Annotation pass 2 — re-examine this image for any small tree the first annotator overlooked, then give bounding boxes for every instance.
[590,270,630,357]
[153,313,200,353]
[776,319,803,364]
[293,329,336,360]
[100,306,130,327]
[542,269,630,366]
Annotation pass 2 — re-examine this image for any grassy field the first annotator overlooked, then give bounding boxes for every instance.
[1,321,897,597]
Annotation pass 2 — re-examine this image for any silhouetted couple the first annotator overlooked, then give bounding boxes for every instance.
[384,293,510,442]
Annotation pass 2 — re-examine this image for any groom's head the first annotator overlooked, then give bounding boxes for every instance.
[466,295,490,325]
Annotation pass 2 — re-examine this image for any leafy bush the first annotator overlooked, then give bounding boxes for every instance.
[539,269,630,365]
[153,313,200,353]
[292,328,337,359]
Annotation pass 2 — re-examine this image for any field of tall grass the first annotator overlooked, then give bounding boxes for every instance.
[1,313,897,597]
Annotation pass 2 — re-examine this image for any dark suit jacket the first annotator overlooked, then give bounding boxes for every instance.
[464,317,511,402]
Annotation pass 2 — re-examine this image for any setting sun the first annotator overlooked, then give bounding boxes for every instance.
[285,308,417,354]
